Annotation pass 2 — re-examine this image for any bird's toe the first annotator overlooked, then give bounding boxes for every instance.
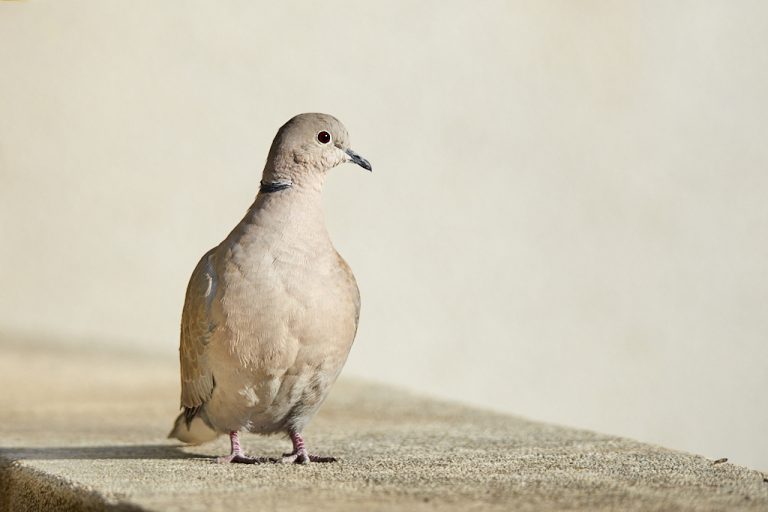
[215,453,270,464]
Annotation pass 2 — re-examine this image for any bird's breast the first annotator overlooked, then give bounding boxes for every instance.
[217,238,358,372]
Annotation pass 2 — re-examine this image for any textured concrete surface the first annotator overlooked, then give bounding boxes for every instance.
[1,339,767,511]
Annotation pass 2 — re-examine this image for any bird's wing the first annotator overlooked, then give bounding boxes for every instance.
[336,252,361,337]
[179,248,219,409]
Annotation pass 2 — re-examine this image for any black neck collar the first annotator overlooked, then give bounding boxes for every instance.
[259,180,293,193]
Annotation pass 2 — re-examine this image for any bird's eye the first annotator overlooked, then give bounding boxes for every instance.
[317,131,331,144]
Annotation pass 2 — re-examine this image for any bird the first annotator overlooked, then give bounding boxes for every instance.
[168,113,371,464]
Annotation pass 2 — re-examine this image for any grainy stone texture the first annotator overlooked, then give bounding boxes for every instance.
[1,339,766,511]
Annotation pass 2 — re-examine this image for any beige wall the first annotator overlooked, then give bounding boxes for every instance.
[1,1,766,470]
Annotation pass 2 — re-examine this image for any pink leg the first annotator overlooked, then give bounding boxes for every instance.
[215,431,270,464]
[280,431,336,464]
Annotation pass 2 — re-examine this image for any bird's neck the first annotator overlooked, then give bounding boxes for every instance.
[252,183,326,222]
[223,178,330,251]
[260,159,326,195]
[259,179,293,193]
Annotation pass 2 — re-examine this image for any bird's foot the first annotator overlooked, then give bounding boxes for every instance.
[280,449,336,464]
[214,430,272,464]
[215,453,271,464]
[279,431,336,464]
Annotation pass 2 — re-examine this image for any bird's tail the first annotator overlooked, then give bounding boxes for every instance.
[168,409,219,445]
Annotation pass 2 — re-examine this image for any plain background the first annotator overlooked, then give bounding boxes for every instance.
[1,1,766,471]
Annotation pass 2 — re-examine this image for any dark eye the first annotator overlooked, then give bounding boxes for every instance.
[317,131,331,144]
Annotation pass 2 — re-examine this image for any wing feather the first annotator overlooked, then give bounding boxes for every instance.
[179,248,218,409]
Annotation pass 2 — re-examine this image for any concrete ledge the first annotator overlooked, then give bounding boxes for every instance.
[1,340,767,511]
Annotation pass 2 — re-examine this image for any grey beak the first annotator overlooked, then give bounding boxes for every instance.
[345,148,373,172]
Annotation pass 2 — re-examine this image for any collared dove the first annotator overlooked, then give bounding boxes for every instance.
[169,113,371,464]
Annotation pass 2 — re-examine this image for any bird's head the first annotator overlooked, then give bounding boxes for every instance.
[261,113,371,192]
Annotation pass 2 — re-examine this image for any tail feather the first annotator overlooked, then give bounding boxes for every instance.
[168,409,219,445]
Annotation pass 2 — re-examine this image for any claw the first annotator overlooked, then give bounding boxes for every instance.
[308,455,336,463]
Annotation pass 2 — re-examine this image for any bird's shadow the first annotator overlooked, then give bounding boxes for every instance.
[0,444,202,461]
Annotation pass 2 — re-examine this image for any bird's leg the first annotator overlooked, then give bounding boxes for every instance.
[280,431,336,464]
[215,431,269,464]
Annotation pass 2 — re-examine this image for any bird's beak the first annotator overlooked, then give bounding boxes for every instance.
[344,148,373,172]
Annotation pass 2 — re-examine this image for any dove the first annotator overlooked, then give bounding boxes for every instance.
[168,113,371,464]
